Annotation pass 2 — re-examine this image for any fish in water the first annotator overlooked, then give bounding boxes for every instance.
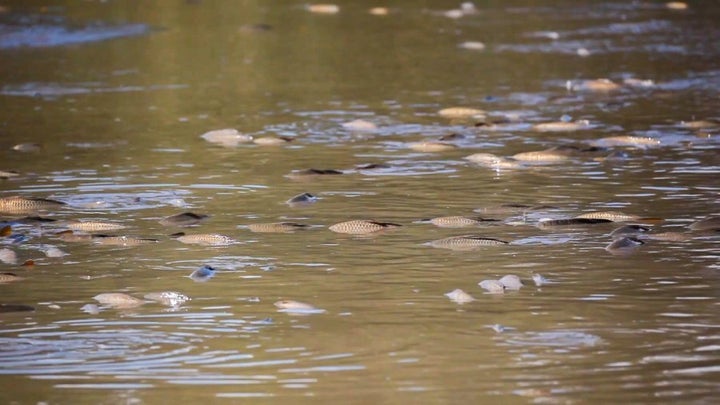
[688,216,720,231]
[159,212,209,227]
[144,291,191,307]
[328,220,401,234]
[567,78,621,92]
[171,232,236,246]
[286,168,344,179]
[407,141,457,152]
[12,143,42,152]
[644,232,692,242]
[0,195,66,214]
[498,275,523,290]
[55,230,93,243]
[575,211,641,222]
[247,222,309,233]
[538,218,613,227]
[341,119,378,132]
[253,136,294,145]
[274,299,326,314]
[65,220,127,232]
[445,289,476,304]
[531,120,591,132]
[44,246,67,258]
[531,272,549,287]
[286,192,318,207]
[306,4,340,14]
[0,170,20,179]
[610,224,651,237]
[437,107,485,119]
[591,136,661,148]
[474,203,558,215]
[0,303,35,313]
[463,153,524,169]
[426,216,498,228]
[428,235,509,250]
[479,279,505,294]
[0,272,23,283]
[512,149,572,162]
[92,235,159,246]
[605,236,644,254]
[200,128,253,147]
[93,293,145,308]
[189,265,216,282]
[0,248,17,264]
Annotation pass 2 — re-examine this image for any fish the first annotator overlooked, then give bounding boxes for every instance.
[93,292,145,308]
[171,232,236,246]
[274,299,326,314]
[567,78,621,92]
[538,218,613,227]
[355,163,391,170]
[328,220,401,234]
[463,153,524,169]
[532,120,591,132]
[688,216,720,231]
[428,235,509,250]
[159,212,209,227]
[531,272,549,287]
[14,216,57,224]
[498,275,523,290]
[144,291,191,307]
[679,120,717,129]
[512,149,572,162]
[408,142,457,152]
[44,247,67,258]
[644,232,691,242]
[12,143,42,152]
[478,279,505,294]
[341,119,378,132]
[474,203,558,215]
[610,225,651,237]
[445,289,475,304]
[0,170,19,179]
[247,222,309,233]
[458,41,485,50]
[0,304,35,313]
[666,1,688,10]
[605,236,644,254]
[0,195,66,214]
[65,220,127,232]
[286,169,344,179]
[0,272,23,283]
[591,136,661,148]
[369,7,389,16]
[306,4,339,14]
[200,128,253,147]
[437,107,485,119]
[253,136,293,145]
[189,265,216,282]
[575,211,641,222]
[427,216,498,228]
[0,248,17,264]
[286,192,318,207]
[92,235,159,246]
[55,230,93,242]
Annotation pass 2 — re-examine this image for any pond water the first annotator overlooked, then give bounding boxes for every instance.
[1,1,719,403]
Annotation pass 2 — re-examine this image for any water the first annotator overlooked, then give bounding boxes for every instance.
[1,1,719,403]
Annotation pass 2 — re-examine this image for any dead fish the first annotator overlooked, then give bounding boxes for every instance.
[498,275,523,290]
[0,170,19,179]
[144,291,191,307]
[531,272,549,287]
[538,218,613,227]
[689,216,720,231]
[532,120,591,132]
[445,289,475,304]
[92,235,159,246]
[408,141,457,152]
[12,143,42,152]
[0,304,35,313]
[567,78,621,92]
[274,299,325,314]
[0,196,65,214]
[427,216,498,228]
[575,211,641,222]
[512,149,571,162]
[189,265,216,282]
[438,107,485,119]
[592,136,661,148]
[253,136,293,145]
[159,212,209,227]
[605,236,644,254]
[428,235,509,250]
[328,220,401,234]
[65,220,127,232]
[286,192,318,207]
[463,153,524,169]
[478,279,505,294]
[610,225,651,237]
[306,4,339,14]
[200,128,253,147]
[286,168,344,179]
[0,272,23,283]
[644,232,691,242]
[93,293,145,308]
[0,248,17,264]
[247,222,309,233]
[171,232,235,246]
[55,230,93,242]
[341,119,378,132]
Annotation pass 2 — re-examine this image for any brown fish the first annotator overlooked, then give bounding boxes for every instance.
[532,120,591,132]
[438,107,485,119]
[328,220,401,235]
[247,222,309,233]
[65,220,127,232]
[428,235,509,250]
[0,196,65,214]
[253,136,293,145]
[171,232,235,246]
[159,212,209,227]
[512,149,571,162]
[428,216,498,228]
[644,232,691,242]
[0,272,23,283]
[93,293,145,308]
[286,168,344,179]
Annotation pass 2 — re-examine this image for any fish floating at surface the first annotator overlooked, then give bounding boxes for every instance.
[171,232,236,246]
[0,196,65,214]
[426,216,499,228]
[93,292,144,308]
[247,222,309,233]
[428,235,509,250]
[328,220,401,234]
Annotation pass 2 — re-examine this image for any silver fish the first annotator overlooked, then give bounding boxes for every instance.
[172,233,235,246]
[437,107,485,119]
[428,216,497,228]
[512,149,571,162]
[0,195,65,214]
[253,136,293,145]
[644,232,691,242]
[328,220,401,235]
[428,235,509,250]
[592,136,661,148]
[532,120,591,132]
[407,141,457,152]
[247,222,309,233]
[93,293,145,308]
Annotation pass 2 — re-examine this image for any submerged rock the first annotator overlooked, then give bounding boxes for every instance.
[329,220,401,235]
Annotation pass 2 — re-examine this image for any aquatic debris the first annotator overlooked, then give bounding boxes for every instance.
[144,291,191,307]
[567,78,620,92]
[306,4,339,14]
[463,153,524,169]
[93,292,144,308]
[459,41,485,50]
[512,149,571,162]
[445,289,475,304]
[498,275,523,290]
[428,216,498,228]
[200,128,253,147]
[408,141,457,152]
[428,235,509,251]
[171,232,236,246]
[159,212,209,227]
[532,120,591,132]
[575,211,641,222]
[666,1,688,10]
[592,136,661,148]
[247,222,309,233]
[0,272,23,283]
[0,248,17,264]
[329,220,401,235]
[538,218,612,227]
[286,168,344,179]
[0,195,66,214]
[0,170,19,179]
[610,224,651,237]
[92,235,159,246]
[65,220,127,232]
[189,265,216,282]
[44,246,67,258]
[286,192,318,207]
[274,300,326,314]
[341,119,378,132]
[605,236,644,254]
[688,216,720,231]
[253,136,293,145]
[531,272,549,287]
[369,7,389,16]
[0,304,35,313]
[12,143,41,152]
[438,107,485,119]
[479,279,505,294]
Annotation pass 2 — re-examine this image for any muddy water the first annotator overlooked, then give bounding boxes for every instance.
[1,1,719,403]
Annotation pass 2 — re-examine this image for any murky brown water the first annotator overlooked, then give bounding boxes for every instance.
[1,1,719,403]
